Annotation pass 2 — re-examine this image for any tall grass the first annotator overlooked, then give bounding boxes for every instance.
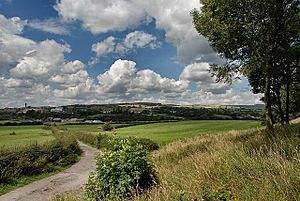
[135,125,300,201]
[53,124,300,201]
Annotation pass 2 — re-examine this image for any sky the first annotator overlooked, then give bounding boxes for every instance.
[0,0,262,107]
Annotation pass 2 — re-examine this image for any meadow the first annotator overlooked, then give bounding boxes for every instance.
[65,120,261,145]
[1,119,298,200]
[55,122,300,201]
[0,125,54,147]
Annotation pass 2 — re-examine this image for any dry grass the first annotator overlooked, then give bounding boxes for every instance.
[134,126,300,201]
[53,125,300,201]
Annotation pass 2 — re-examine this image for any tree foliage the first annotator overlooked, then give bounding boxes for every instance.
[192,0,300,129]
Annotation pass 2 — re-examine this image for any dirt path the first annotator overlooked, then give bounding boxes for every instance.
[0,143,98,201]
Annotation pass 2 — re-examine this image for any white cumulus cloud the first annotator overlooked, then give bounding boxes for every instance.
[0,13,260,107]
[180,63,231,94]
[96,59,188,95]
[55,0,148,34]
[92,36,116,57]
[55,0,221,65]
[10,39,71,80]
[91,31,160,61]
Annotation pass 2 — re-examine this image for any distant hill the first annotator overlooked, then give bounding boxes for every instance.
[223,104,265,110]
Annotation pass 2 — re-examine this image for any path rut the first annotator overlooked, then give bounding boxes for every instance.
[0,143,97,201]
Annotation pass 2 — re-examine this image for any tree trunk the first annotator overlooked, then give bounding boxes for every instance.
[265,67,274,132]
[277,93,285,126]
[274,86,285,125]
[285,79,290,125]
[275,88,285,126]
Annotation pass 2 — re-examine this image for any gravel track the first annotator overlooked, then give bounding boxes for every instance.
[0,143,97,201]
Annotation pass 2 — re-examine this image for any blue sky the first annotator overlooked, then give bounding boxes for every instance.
[0,0,261,107]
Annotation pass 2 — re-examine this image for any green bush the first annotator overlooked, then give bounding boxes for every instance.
[0,131,81,184]
[102,122,114,131]
[86,143,158,200]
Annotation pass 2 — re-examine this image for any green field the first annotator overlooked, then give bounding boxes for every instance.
[65,120,261,145]
[0,125,54,147]
[117,120,260,144]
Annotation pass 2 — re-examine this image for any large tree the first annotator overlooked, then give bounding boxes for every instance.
[192,0,300,130]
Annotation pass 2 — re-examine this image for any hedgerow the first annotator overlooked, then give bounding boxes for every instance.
[0,130,81,184]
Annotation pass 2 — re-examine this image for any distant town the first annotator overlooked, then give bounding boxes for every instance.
[0,102,264,125]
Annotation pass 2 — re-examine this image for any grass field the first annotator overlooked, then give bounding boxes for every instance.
[116,120,261,145]
[64,120,261,145]
[0,125,54,147]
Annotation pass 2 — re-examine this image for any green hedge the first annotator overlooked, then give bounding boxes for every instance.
[0,132,81,184]
[0,121,43,126]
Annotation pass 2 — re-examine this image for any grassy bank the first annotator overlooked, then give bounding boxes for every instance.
[135,125,300,201]
[55,123,299,200]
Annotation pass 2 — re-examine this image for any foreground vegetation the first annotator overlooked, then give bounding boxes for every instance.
[135,125,300,201]
[86,137,158,200]
[55,122,300,201]
[0,128,81,195]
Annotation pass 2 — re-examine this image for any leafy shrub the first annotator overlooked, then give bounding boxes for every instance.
[102,122,114,131]
[86,142,158,200]
[0,131,81,184]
